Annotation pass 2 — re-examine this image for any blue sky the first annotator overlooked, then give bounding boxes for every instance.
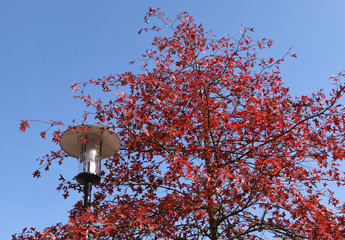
[2,0,345,238]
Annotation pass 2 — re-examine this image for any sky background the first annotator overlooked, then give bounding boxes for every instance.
[2,0,345,239]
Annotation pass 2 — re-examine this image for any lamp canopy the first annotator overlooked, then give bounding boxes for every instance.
[60,125,121,159]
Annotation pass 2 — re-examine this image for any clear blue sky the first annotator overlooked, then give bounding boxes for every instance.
[2,0,345,238]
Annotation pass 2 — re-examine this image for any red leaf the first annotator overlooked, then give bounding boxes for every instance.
[19,120,29,132]
[59,174,65,182]
[62,192,69,199]
[33,170,41,179]
[40,131,46,139]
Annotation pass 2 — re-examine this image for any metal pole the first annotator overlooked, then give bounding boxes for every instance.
[83,180,92,209]
[83,180,92,239]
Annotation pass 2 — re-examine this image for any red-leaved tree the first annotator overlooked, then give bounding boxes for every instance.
[15,8,345,239]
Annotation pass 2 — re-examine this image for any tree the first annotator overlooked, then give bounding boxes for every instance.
[15,8,345,239]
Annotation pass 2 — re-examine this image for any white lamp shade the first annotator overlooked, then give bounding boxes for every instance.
[60,125,121,159]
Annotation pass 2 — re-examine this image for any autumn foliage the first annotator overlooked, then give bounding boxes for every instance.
[15,8,345,239]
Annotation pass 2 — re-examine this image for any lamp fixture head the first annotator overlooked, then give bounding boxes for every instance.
[59,125,120,185]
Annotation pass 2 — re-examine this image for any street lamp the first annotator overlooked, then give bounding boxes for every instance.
[60,125,121,208]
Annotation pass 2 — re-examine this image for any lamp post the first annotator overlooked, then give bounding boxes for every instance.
[60,125,120,209]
